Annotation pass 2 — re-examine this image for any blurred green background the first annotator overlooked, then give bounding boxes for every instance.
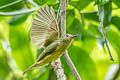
[0,0,120,80]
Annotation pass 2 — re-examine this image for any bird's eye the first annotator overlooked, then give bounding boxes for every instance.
[66,34,69,37]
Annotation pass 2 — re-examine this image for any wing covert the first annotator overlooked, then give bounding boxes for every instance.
[36,41,60,62]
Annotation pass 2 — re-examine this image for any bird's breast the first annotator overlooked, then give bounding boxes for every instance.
[53,43,68,58]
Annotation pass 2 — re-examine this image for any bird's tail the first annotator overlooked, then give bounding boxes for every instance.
[23,63,36,75]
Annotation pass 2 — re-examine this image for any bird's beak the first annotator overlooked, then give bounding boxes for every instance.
[72,34,78,38]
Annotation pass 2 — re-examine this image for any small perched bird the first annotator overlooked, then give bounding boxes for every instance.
[23,6,77,75]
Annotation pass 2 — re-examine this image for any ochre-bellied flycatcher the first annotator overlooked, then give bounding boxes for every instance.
[23,6,77,75]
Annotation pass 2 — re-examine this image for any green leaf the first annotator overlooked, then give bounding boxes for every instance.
[95,0,110,5]
[9,24,34,74]
[66,10,75,28]
[0,0,24,12]
[0,40,10,80]
[37,48,44,58]
[33,0,48,5]
[106,28,120,60]
[112,0,120,8]
[35,68,51,80]
[98,0,112,27]
[61,45,98,80]
[81,11,99,22]
[46,0,56,5]
[82,25,101,40]
[82,12,120,31]
[81,12,120,31]
[33,0,56,5]
[67,18,83,40]
[111,16,120,30]
[82,25,102,53]
[8,14,30,25]
[69,0,93,11]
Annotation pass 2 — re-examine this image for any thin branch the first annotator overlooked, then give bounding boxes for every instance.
[98,2,113,61]
[0,0,39,16]
[112,64,120,79]
[58,0,81,80]
[0,7,38,16]
[100,22,114,61]
[51,59,66,80]
[0,0,23,10]
[50,0,68,80]
[59,0,66,38]
[64,51,81,80]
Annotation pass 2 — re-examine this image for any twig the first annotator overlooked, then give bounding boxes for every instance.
[50,0,69,80]
[51,59,66,80]
[0,0,39,16]
[58,0,81,80]
[0,0,23,10]
[59,0,66,38]
[112,64,120,80]
[64,51,81,80]
[98,2,113,61]
[100,22,114,61]
[0,7,38,16]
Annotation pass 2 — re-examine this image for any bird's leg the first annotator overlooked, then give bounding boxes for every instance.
[51,61,61,70]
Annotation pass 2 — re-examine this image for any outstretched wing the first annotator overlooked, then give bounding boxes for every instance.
[30,6,59,48]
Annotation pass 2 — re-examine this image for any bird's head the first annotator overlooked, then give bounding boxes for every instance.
[66,34,78,41]
[61,34,77,45]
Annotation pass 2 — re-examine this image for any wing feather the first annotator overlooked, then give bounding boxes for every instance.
[37,41,60,62]
[30,6,59,48]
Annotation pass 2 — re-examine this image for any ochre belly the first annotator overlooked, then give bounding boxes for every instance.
[39,45,67,66]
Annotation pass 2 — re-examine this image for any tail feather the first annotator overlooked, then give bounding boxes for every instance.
[23,63,36,75]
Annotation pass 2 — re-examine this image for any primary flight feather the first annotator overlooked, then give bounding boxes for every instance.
[31,6,59,49]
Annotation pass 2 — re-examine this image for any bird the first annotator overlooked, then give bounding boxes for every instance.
[23,5,77,75]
